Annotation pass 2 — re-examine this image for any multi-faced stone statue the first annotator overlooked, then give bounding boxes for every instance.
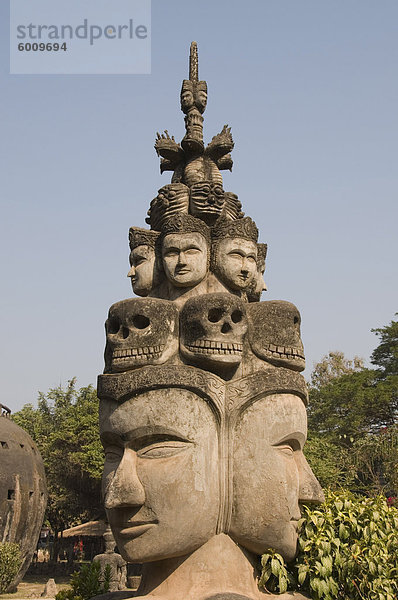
[211,218,259,294]
[127,228,161,297]
[96,42,323,600]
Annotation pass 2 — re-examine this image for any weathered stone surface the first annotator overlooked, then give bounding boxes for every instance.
[0,414,47,592]
[104,298,179,373]
[41,578,57,598]
[180,293,247,375]
[96,41,323,599]
[248,301,305,371]
[127,228,161,297]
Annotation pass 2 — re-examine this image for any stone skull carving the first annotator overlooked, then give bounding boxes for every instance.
[180,293,247,371]
[247,300,305,371]
[104,298,179,373]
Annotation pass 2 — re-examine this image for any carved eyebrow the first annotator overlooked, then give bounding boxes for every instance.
[271,431,306,450]
[163,246,180,253]
[184,244,202,251]
[227,249,245,256]
[132,253,148,262]
[101,425,193,447]
[100,431,122,447]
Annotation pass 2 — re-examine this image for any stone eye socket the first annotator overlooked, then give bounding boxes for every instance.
[108,317,120,334]
[231,310,243,324]
[208,307,224,323]
[132,314,150,330]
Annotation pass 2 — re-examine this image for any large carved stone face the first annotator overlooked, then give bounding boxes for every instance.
[247,301,305,371]
[214,238,257,291]
[230,394,324,562]
[127,245,157,297]
[104,298,179,372]
[180,293,248,372]
[162,232,208,288]
[101,388,220,562]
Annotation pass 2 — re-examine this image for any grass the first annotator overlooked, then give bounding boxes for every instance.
[0,574,71,599]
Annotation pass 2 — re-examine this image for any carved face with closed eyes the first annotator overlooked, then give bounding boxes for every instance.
[229,394,324,562]
[100,388,220,563]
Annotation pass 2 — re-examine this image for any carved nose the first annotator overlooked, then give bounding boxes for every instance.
[127,266,135,278]
[221,322,232,334]
[104,450,145,509]
[298,455,325,505]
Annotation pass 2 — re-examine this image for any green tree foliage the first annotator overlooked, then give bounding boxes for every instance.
[260,490,398,600]
[371,315,398,376]
[310,351,364,390]
[306,319,398,496]
[56,562,110,600]
[303,436,355,490]
[0,543,22,593]
[13,379,104,538]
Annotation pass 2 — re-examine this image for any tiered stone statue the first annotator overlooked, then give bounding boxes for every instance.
[98,43,324,600]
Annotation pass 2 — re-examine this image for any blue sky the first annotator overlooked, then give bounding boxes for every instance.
[1,0,397,411]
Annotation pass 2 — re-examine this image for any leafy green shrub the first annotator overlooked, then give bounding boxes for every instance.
[0,542,22,593]
[260,490,398,600]
[259,550,294,594]
[56,561,111,600]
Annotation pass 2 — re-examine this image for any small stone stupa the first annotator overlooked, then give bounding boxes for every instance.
[97,43,324,600]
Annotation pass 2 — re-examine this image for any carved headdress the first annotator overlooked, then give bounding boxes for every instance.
[128,227,159,250]
[212,217,259,244]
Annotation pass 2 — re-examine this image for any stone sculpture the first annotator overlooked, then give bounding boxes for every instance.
[93,526,127,592]
[0,406,47,592]
[97,43,324,600]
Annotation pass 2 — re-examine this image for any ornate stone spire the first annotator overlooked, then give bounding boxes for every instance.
[154,43,234,193]
[189,41,199,81]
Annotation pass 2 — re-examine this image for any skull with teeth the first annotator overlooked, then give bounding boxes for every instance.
[104,298,179,373]
[180,293,248,372]
[247,300,305,371]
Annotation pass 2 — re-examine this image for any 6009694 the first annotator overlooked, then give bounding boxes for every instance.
[18,42,67,51]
